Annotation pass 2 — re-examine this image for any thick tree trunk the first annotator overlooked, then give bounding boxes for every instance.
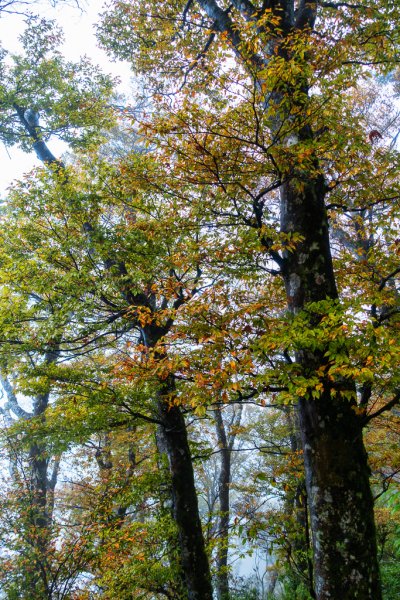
[156,374,213,600]
[280,175,381,599]
[298,390,379,599]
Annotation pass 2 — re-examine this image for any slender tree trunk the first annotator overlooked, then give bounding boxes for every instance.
[1,372,59,599]
[214,407,231,600]
[26,391,54,598]
[156,374,213,600]
[285,410,314,597]
[280,173,381,599]
[28,443,50,536]
[155,422,188,598]
[142,322,212,599]
[27,444,50,598]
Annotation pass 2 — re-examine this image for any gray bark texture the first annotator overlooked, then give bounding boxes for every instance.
[145,323,213,600]
[156,388,213,600]
[214,407,231,600]
[280,167,380,599]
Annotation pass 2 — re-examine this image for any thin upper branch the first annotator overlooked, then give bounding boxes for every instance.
[364,391,400,424]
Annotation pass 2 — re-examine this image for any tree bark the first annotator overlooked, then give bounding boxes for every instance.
[140,322,213,599]
[156,373,213,600]
[280,174,381,599]
[26,390,56,599]
[214,407,231,600]
[285,409,314,597]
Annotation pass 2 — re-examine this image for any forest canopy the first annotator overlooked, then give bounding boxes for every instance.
[0,1,399,599]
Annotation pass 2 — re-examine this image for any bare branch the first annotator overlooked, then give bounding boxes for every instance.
[0,375,31,420]
[364,391,400,423]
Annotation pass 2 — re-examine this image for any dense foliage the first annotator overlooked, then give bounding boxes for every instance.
[0,1,399,599]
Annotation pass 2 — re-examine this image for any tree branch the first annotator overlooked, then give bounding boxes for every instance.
[364,391,400,424]
[231,0,258,22]
[378,266,400,292]
[196,0,264,69]
[48,457,61,491]
[13,103,63,167]
[0,375,31,420]
[320,1,367,8]
[295,0,319,29]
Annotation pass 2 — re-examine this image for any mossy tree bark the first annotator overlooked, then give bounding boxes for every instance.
[280,172,381,598]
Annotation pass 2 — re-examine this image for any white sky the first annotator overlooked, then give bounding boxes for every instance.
[0,0,132,193]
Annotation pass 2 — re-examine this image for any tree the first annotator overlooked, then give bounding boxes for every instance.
[98,2,400,597]
[0,15,114,160]
[0,15,215,591]
[0,0,79,16]
[0,139,215,597]
[0,16,117,598]
[0,363,62,598]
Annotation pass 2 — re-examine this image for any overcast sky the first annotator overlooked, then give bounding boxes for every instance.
[0,0,132,192]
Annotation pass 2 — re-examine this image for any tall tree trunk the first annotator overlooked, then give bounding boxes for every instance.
[156,373,213,600]
[27,390,55,598]
[179,2,383,591]
[214,407,231,600]
[280,173,381,599]
[285,410,314,597]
